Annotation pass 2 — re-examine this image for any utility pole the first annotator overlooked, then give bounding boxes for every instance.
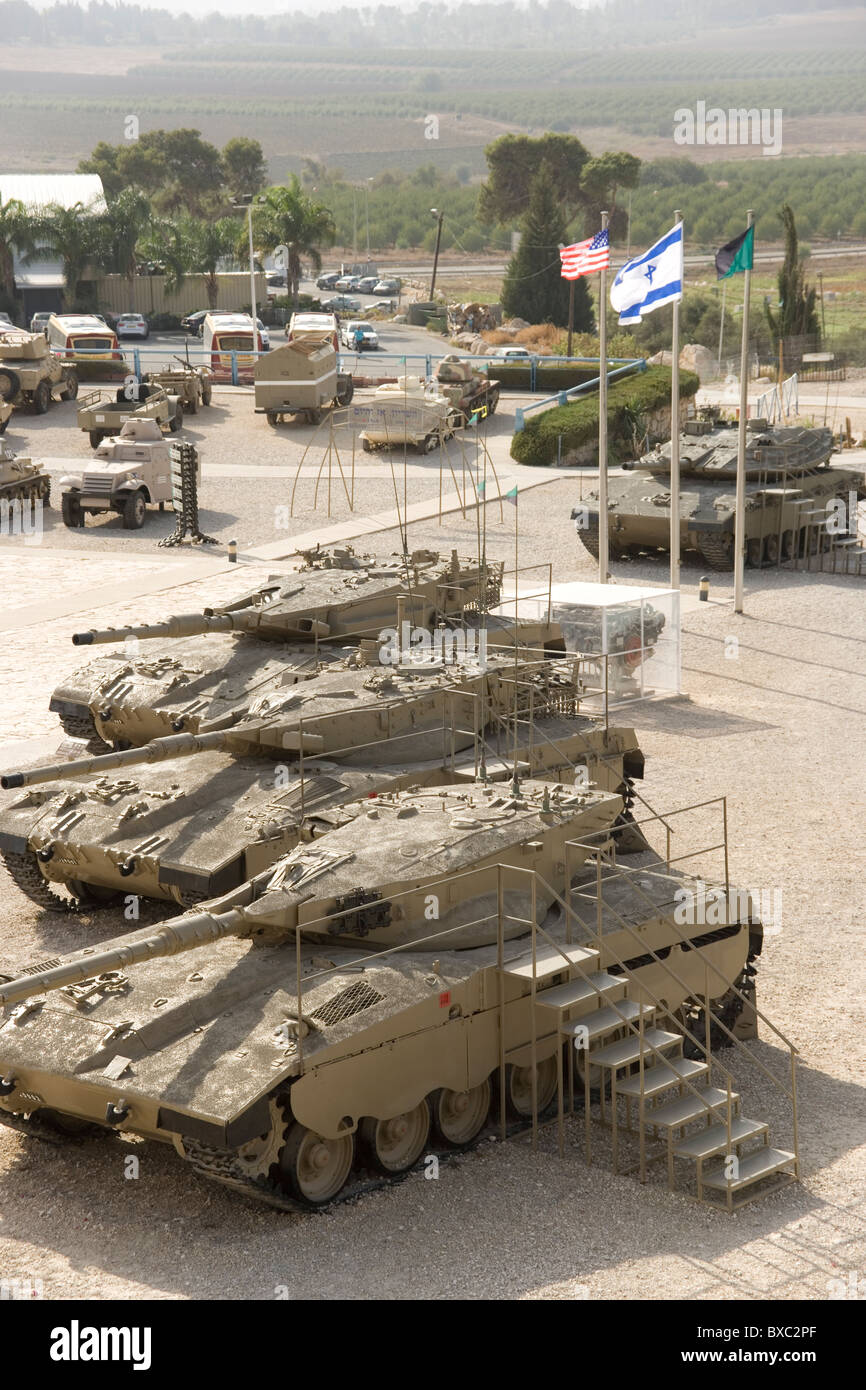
[734,209,755,615]
[429,207,444,301]
[232,194,258,351]
[597,210,609,584]
[669,209,682,592]
[819,271,826,340]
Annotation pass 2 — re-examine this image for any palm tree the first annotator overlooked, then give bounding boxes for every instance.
[0,197,38,305]
[137,217,189,297]
[37,201,101,307]
[251,177,336,307]
[183,216,243,309]
[92,188,153,303]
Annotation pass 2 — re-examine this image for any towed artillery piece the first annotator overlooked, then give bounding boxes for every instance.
[144,360,213,413]
[572,413,860,570]
[0,329,78,417]
[50,547,503,746]
[434,354,500,425]
[1,651,647,911]
[77,383,183,449]
[0,439,51,509]
[0,778,761,1210]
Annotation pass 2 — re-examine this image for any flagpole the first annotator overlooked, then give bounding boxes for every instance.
[734,209,754,615]
[567,280,575,359]
[598,209,609,585]
[669,209,682,592]
[513,489,519,790]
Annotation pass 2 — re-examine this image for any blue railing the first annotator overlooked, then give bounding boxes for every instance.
[513,359,647,432]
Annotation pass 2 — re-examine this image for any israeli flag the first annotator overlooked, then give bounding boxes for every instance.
[610,221,683,325]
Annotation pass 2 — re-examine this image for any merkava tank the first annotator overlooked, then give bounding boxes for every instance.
[572,412,857,570]
[49,546,502,747]
[0,777,764,1210]
[0,648,646,912]
[0,439,51,508]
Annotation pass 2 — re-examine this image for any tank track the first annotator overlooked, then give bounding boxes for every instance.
[682,960,758,1056]
[612,778,652,854]
[58,710,101,745]
[0,1107,107,1145]
[696,534,735,571]
[575,521,623,563]
[1,850,82,914]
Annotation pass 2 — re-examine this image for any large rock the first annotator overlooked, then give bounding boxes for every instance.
[647,350,674,367]
[679,343,717,380]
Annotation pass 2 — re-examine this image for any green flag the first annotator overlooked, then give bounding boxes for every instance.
[504,486,518,505]
[476,479,486,496]
[715,225,754,280]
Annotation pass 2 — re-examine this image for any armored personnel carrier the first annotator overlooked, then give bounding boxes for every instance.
[59,418,187,530]
[352,378,458,452]
[0,328,78,416]
[1,651,646,911]
[572,413,858,569]
[49,547,502,746]
[0,778,776,1210]
[0,440,51,509]
[434,354,500,424]
[77,383,183,449]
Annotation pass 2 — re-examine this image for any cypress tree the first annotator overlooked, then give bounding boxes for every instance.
[501,162,594,331]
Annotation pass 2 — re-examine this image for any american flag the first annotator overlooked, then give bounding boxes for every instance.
[559,229,610,280]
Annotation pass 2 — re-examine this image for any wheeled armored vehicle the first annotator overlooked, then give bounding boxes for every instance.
[77,383,183,449]
[0,329,78,416]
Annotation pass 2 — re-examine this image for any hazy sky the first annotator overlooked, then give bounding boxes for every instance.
[29,0,606,13]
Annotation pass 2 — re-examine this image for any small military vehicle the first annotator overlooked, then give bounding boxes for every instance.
[0,648,646,910]
[573,412,858,570]
[0,440,50,508]
[58,418,186,530]
[353,378,459,453]
[0,777,778,1210]
[434,354,500,425]
[0,329,78,415]
[254,340,353,427]
[144,362,213,413]
[77,383,183,449]
[50,548,502,746]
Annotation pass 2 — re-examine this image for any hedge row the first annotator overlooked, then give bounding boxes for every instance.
[488,363,601,392]
[509,365,700,468]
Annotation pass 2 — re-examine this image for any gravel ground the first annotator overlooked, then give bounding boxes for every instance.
[0,427,864,1300]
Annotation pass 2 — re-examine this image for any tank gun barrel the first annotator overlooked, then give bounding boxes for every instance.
[71,613,253,646]
[1,729,241,790]
[0,909,246,1009]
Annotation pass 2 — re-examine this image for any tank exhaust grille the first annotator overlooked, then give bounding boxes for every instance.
[22,958,63,976]
[311,981,384,1027]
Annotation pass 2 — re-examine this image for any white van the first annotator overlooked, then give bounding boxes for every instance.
[287,312,339,350]
[203,312,264,378]
[47,314,122,363]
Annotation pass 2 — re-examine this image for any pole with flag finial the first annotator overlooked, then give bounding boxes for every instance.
[734,210,755,614]
[598,209,609,584]
[669,208,682,591]
[504,484,519,783]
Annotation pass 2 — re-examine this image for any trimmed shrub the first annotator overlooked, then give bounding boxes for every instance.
[510,365,699,467]
[487,362,605,392]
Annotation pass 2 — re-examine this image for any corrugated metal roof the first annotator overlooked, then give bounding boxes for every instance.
[0,174,106,214]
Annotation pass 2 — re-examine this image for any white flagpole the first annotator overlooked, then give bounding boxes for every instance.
[669,209,682,592]
[598,209,609,584]
[734,209,754,615]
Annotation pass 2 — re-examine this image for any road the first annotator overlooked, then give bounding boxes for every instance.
[371,243,866,276]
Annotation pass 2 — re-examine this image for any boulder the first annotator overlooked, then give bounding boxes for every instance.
[679,343,717,379]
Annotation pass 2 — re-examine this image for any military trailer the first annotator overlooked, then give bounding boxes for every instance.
[254,340,354,426]
[58,418,189,530]
[573,414,859,570]
[77,383,183,449]
[0,329,78,416]
[353,377,459,452]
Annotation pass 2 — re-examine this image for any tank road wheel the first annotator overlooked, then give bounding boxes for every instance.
[61,492,84,528]
[576,520,624,563]
[278,1122,355,1207]
[359,1100,431,1174]
[88,430,104,449]
[233,1098,289,1182]
[122,490,147,530]
[62,370,79,401]
[33,379,51,414]
[495,1058,558,1121]
[0,367,21,401]
[764,534,779,566]
[746,538,763,568]
[696,533,735,571]
[430,1078,492,1148]
[1,851,82,913]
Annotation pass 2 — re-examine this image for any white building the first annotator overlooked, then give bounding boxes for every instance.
[0,173,106,319]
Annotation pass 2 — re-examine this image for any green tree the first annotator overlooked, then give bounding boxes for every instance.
[37,202,100,306]
[222,138,268,201]
[93,188,152,292]
[0,197,38,302]
[183,216,244,309]
[501,162,593,331]
[141,129,224,216]
[579,152,641,239]
[479,133,591,226]
[765,203,821,346]
[250,177,336,307]
[136,218,189,297]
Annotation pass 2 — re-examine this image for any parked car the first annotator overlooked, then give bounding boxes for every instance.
[322,295,362,314]
[373,279,400,296]
[341,320,379,351]
[355,276,379,294]
[335,275,361,292]
[495,346,532,359]
[0,313,14,328]
[116,313,150,340]
[29,312,51,336]
[316,272,340,291]
[181,309,209,335]
[255,318,270,352]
